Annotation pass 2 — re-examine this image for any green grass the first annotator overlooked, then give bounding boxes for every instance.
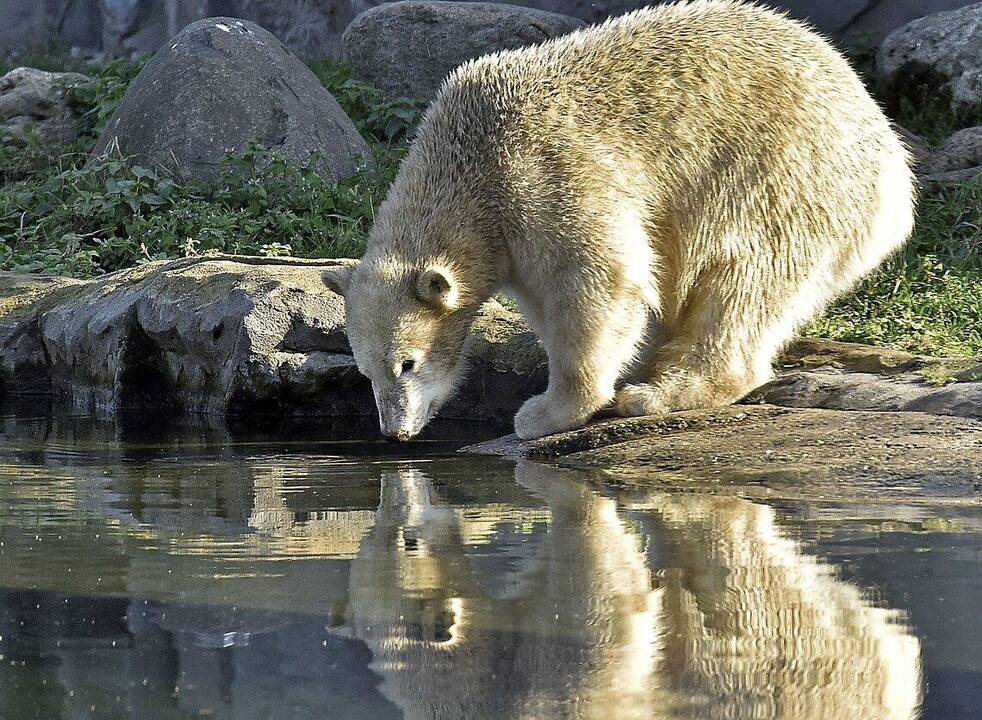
[307,60,427,145]
[891,94,982,147]
[0,53,979,356]
[0,144,399,276]
[810,178,981,357]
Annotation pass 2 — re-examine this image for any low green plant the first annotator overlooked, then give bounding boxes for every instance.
[0,57,146,185]
[0,142,398,276]
[917,366,960,387]
[308,59,427,144]
[0,129,89,185]
[63,57,147,141]
[810,177,982,357]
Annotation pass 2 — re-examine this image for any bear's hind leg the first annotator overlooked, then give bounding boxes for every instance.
[615,264,795,417]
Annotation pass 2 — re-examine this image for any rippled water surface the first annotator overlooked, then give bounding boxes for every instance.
[0,415,979,720]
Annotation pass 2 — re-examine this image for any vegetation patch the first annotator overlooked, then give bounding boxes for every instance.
[0,58,419,277]
[876,62,982,146]
[0,147,403,276]
[917,366,960,387]
[808,177,981,357]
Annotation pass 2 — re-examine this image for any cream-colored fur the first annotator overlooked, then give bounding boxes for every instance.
[338,463,921,719]
[327,0,916,440]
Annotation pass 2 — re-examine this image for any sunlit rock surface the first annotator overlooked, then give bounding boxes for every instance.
[758,337,982,420]
[464,405,982,492]
[878,3,982,107]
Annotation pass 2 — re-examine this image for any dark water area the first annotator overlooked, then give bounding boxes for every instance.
[0,414,979,720]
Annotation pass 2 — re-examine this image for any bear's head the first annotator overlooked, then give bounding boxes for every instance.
[325,256,475,440]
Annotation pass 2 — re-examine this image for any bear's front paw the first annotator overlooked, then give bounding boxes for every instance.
[615,384,670,418]
[514,394,585,440]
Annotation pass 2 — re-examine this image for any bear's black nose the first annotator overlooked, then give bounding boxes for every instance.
[381,431,413,443]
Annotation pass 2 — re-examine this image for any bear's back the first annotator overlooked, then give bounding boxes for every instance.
[436,0,884,156]
[410,0,902,232]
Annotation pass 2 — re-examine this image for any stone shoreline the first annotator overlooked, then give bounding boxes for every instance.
[2,256,979,438]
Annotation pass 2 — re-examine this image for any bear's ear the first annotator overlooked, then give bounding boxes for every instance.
[416,266,458,309]
[322,260,359,297]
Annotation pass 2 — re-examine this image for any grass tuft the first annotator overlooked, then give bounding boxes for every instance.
[809,178,981,356]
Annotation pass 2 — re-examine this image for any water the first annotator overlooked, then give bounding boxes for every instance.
[0,414,979,720]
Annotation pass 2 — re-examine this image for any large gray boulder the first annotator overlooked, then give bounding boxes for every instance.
[754,367,982,419]
[0,67,92,145]
[877,2,982,108]
[92,17,370,184]
[341,1,586,101]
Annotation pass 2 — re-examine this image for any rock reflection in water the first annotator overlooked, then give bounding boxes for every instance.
[342,462,921,720]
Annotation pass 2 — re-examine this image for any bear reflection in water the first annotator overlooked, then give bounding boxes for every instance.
[2,429,920,720]
[339,462,921,720]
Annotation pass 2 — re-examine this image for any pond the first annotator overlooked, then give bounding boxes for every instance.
[0,414,979,719]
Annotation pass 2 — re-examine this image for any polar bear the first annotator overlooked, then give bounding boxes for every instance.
[325,0,915,440]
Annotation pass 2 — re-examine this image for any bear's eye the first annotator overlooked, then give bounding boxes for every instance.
[401,359,416,375]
